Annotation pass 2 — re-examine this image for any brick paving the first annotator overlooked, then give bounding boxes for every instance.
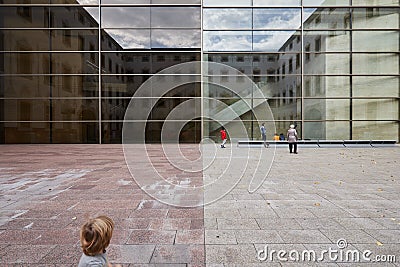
[0,144,399,266]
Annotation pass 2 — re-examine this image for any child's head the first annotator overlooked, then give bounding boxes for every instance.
[80,215,114,256]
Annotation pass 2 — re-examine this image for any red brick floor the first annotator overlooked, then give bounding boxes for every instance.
[0,144,205,266]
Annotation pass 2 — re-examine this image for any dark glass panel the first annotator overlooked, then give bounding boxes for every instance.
[101,98,130,120]
[51,0,99,4]
[0,30,50,51]
[0,0,48,3]
[145,120,201,143]
[253,0,300,5]
[102,75,143,97]
[352,8,399,29]
[0,99,50,121]
[151,7,200,28]
[152,0,200,3]
[50,7,99,28]
[303,8,350,30]
[52,75,98,97]
[51,29,99,51]
[102,29,150,50]
[101,121,123,144]
[1,53,50,74]
[0,7,48,28]
[0,122,50,144]
[52,122,98,143]
[150,97,200,120]
[151,29,201,49]
[51,53,99,74]
[51,98,98,121]
[101,7,150,28]
[253,8,301,29]
[101,52,200,75]
[0,76,51,97]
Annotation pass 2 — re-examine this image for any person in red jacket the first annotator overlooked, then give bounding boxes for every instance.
[220,127,227,148]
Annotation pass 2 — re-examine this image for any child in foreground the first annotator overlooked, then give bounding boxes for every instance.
[78,215,121,267]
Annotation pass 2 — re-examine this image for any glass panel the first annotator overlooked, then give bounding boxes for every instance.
[0,75,98,98]
[52,122,99,143]
[149,98,200,120]
[51,29,99,51]
[203,0,251,6]
[0,30,50,51]
[50,7,99,28]
[352,0,399,5]
[102,75,143,97]
[303,121,350,140]
[353,31,399,52]
[0,0,48,3]
[253,0,300,6]
[303,76,349,97]
[151,0,200,3]
[253,9,301,29]
[203,9,252,30]
[303,8,350,30]
[0,7,47,28]
[353,99,398,120]
[303,30,350,52]
[203,31,252,52]
[101,121,122,144]
[1,53,50,74]
[304,53,350,74]
[253,31,299,52]
[151,7,200,28]
[0,122,50,144]
[304,99,350,120]
[51,53,99,74]
[103,29,150,50]
[269,97,301,121]
[205,53,253,76]
[101,52,200,75]
[0,76,50,97]
[353,76,399,97]
[303,0,349,5]
[352,8,399,29]
[0,99,50,121]
[52,75,99,97]
[352,53,399,75]
[151,29,201,48]
[102,98,130,120]
[352,121,398,141]
[52,0,98,4]
[102,0,149,4]
[52,99,99,121]
[101,7,150,28]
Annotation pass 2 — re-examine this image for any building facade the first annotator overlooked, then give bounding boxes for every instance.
[0,0,399,143]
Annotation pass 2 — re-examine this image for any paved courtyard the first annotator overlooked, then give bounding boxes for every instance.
[0,144,399,266]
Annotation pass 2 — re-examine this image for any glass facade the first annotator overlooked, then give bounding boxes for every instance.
[0,0,399,143]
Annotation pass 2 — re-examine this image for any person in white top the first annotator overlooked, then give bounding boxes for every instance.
[287,124,298,154]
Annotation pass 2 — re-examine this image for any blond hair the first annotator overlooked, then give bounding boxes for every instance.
[80,215,114,256]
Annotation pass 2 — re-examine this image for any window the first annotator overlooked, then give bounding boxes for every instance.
[157,55,165,62]
[237,56,244,62]
[296,54,300,69]
[289,58,293,73]
[221,56,229,62]
[253,56,260,62]
[142,55,149,62]
[315,37,321,52]
[305,44,310,62]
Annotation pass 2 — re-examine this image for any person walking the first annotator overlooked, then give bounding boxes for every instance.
[220,127,227,148]
[287,124,298,154]
[260,123,269,148]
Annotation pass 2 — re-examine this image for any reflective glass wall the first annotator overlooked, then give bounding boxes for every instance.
[0,0,399,143]
[203,0,399,141]
[0,0,201,143]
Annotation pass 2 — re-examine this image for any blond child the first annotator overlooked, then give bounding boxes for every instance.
[78,215,121,267]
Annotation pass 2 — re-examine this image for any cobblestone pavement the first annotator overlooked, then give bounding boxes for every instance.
[0,144,399,266]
